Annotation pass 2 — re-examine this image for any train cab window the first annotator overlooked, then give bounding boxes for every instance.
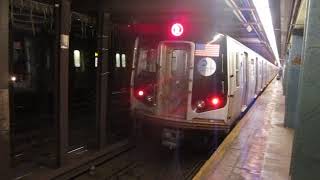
[121,54,126,67]
[137,49,157,74]
[134,48,157,88]
[235,52,240,87]
[74,50,81,68]
[170,50,188,76]
[171,50,178,72]
[115,53,121,68]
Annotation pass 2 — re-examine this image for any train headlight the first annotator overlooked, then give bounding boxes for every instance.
[196,100,206,109]
[146,95,153,102]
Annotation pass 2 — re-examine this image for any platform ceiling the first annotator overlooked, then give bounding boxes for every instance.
[39,0,289,64]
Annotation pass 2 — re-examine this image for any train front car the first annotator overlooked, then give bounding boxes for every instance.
[130,22,230,146]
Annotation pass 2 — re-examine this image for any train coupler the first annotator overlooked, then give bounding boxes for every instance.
[161,128,183,149]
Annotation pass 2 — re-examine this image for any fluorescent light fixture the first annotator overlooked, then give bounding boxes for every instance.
[246,25,253,32]
[116,53,121,68]
[95,52,98,67]
[121,54,126,67]
[252,0,280,66]
[73,50,81,68]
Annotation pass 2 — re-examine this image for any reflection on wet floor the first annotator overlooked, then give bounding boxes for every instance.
[199,80,294,180]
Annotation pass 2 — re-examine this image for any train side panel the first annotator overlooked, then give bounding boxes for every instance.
[255,57,263,95]
[225,38,243,124]
[226,37,258,123]
[226,36,277,125]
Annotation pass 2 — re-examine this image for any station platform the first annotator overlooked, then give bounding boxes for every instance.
[194,80,294,180]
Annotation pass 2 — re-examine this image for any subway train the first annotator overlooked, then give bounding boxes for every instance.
[130,22,278,138]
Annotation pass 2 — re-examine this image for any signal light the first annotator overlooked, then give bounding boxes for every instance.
[138,90,144,96]
[171,23,184,37]
[211,97,220,106]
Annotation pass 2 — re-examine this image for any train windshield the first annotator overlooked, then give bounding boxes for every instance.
[137,49,157,74]
[134,39,158,88]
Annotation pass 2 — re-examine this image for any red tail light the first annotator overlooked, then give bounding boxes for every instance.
[138,90,144,96]
[135,86,155,106]
[194,96,224,112]
[211,97,220,106]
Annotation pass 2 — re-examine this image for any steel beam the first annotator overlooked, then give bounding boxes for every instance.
[0,0,9,90]
[286,0,302,52]
[225,0,275,61]
[0,0,11,178]
[96,0,110,148]
[54,0,72,167]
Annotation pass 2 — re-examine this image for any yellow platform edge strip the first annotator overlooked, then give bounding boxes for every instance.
[193,79,275,180]
[193,112,251,180]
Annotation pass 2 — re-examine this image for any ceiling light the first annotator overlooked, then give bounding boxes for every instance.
[252,0,280,67]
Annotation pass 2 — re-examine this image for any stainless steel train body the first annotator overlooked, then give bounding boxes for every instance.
[130,30,278,131]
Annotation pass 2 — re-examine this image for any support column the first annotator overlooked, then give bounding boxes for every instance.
[291,0,320,179]
[54,0,72,167]
[284,30,303,129]
[0,0,11,178]
[282,52,289,96]
[96,0,110,148]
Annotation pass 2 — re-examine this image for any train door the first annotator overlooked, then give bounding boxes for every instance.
[259,59,262,91]
[262,61,265,87]
[255,57,260,96]
[228,52,241,121]
[157,42,193,119]
[241,52,249,111]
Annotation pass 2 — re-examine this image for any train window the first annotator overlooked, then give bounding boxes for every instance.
[74,50,81,68]
[134,48,157,88]
[137,49,156,74]
[236,53,240,70]
[116,53,121,68]
[121,54,126,67]
[171,50,178,72]
[236,53,240,87]
[171,50,188,76]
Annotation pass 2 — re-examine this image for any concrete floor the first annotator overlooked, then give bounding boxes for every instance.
[195,80,294,180]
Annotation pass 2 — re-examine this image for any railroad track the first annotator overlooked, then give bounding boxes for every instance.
[75,139,213,180]
[79,157,207,180]
[107,162,144,180]
[183,159,207,180]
